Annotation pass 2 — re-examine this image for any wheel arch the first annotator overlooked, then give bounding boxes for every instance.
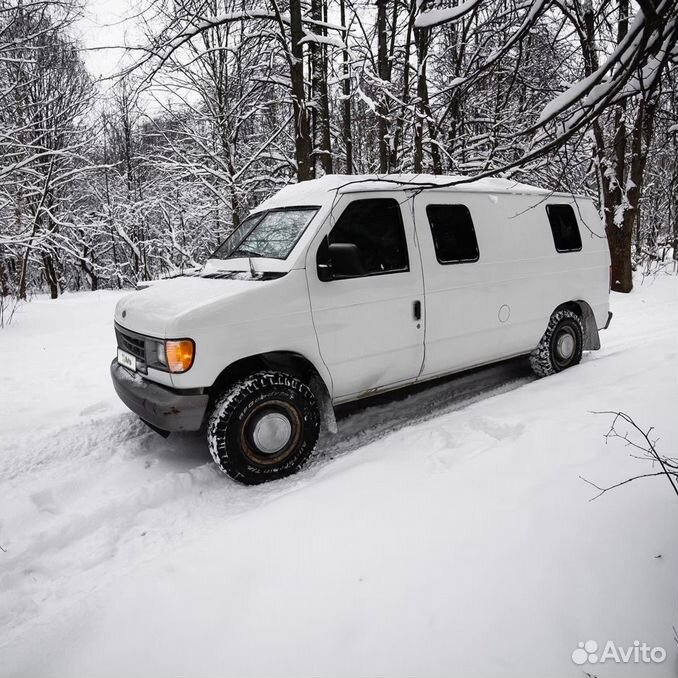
[209,351,336,433]
[553,300,600,350]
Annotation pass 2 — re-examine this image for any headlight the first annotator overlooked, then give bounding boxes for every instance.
[156,341,167,366]
[144,339,167,369]
[144,338,194,373]
[165,339,195,373]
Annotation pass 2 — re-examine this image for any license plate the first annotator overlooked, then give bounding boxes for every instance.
[117,348,136,371]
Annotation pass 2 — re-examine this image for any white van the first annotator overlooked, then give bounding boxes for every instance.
[111,174,612,484]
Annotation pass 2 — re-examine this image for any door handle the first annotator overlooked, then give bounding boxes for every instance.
[413,300,422,321]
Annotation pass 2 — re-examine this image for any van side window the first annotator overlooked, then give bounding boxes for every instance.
[425,204,479,264]
[546,204,582,252]
[321,198,409,278]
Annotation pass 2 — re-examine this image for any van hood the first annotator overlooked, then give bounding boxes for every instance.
[114,274,269,337]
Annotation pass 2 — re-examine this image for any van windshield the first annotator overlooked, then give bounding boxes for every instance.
[210,208,318,261]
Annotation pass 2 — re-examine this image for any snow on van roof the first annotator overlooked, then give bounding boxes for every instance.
[254,173,578,211]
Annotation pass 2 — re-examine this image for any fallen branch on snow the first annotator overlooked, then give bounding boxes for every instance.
[581,411,678,501]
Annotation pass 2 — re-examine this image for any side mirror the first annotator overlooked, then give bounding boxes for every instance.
[316,238,366,281]
[328,243,365,278]
[316,236,333,281]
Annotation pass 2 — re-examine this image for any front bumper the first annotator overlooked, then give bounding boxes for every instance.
[110,359,209,433]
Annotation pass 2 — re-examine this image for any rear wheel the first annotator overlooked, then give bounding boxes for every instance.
[207,371,320,484]
[529,309,584,377]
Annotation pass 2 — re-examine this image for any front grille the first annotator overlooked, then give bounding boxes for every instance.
[115,324,147,372]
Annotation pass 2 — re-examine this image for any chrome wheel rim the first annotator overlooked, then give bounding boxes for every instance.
[251,411,293,455]
[556,332,575,360]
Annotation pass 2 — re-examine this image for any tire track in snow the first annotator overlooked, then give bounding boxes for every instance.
[314,357,534,468]
[0,358,534,648]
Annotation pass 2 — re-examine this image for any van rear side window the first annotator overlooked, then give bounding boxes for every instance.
[425,204,479,264]
[546,204,582,252]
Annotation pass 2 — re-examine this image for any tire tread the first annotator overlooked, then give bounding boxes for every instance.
[207,371,319,483]
[529,309,584,378]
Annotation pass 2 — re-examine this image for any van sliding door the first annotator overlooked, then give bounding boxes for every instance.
[415,194,504,378]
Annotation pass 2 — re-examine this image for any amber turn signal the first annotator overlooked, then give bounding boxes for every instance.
[165,339,195,373]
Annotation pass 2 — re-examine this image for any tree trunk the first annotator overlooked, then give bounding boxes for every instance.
[610,96,659,292]
[414,17,440,173]
[289,0,313,181]
[607,228,633,292]
[42,252,59,299]
[376,0,391,173]
[392,0,416,172]
[310,0,333,175]
[340,0,352,173]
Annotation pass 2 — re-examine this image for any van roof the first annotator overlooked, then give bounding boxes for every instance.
[254,173,589,211]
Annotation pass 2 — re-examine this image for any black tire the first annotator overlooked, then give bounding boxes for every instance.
[207,371,320,484]
[529,309,584,378]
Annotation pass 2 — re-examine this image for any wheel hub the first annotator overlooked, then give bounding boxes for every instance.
[556,332,575,359]
[251,411,293,454]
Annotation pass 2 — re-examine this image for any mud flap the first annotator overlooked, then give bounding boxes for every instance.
[141,419,171,438]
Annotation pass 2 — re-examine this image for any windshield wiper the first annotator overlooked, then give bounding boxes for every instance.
[228,248,262,259]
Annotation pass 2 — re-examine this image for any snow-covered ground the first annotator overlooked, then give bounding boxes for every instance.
[1,276,676,678]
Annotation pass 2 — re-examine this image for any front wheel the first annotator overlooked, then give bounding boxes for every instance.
[207,371,320,484]
[529,309,584,378]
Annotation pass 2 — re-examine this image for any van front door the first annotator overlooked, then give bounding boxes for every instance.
[306,195,425,402]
